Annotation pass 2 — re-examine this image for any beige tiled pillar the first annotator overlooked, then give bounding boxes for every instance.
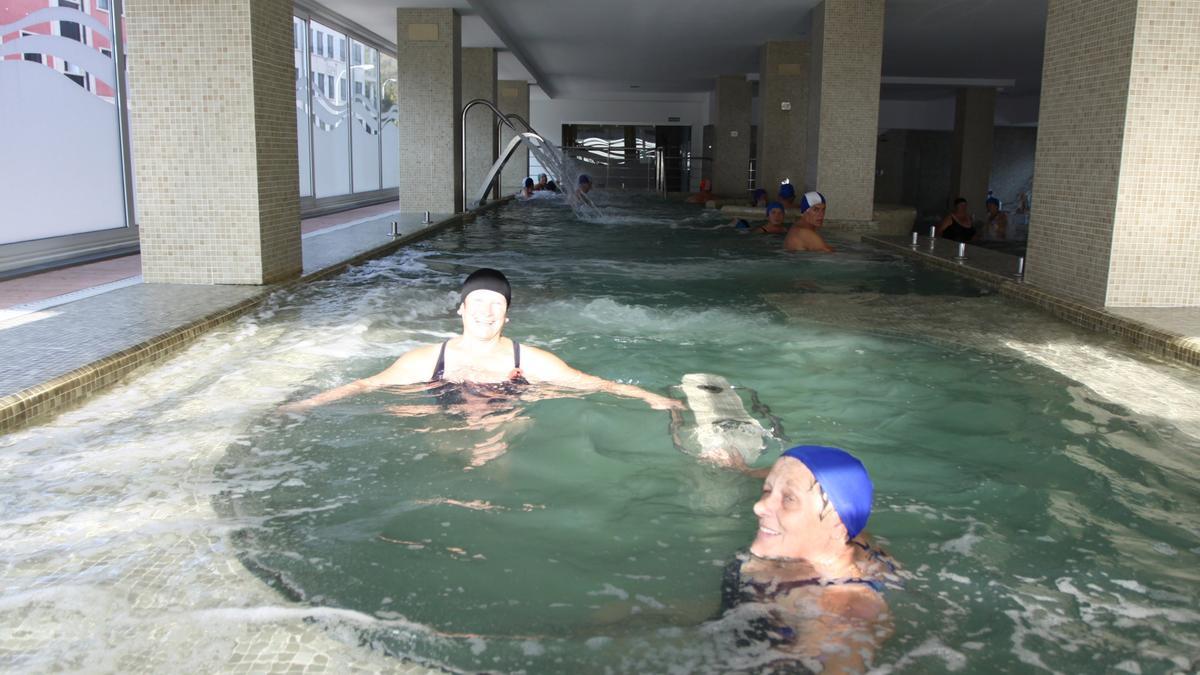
[805,0,885,222]
[397,9,461,214]
[125,0,301,285]
[461,48,497,205]
[950,87,996,207]
[1027,0,1200,307]
[497,80,530,194]
[758,41,810,193]
[712,75,752,199]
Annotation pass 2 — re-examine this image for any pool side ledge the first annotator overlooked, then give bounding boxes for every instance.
[862,235,1200,370]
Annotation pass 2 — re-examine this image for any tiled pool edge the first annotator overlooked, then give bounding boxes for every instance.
[0,209,493,435]
[862,235,1200,370]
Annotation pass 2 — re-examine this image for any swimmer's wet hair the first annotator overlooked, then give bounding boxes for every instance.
[460,268,512,307]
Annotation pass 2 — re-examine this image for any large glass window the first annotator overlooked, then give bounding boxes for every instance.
[1,0,128,244]
[309,19,349,198]
[350,39,380,192]
[293,16,312,197]
[380,53,399,189]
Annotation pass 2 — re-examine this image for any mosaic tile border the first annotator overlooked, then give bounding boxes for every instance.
[863,235,1200,370]
[0,205,509,435]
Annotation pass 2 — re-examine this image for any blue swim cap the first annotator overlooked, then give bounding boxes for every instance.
[578,174,591,185]
[799,191,827,214]
[524,177,534,188]
[766,201,785,217]
[780,445,873,540]
[779,183,796,199]
[985,196,1001,208]
[751,188,767,205]
[735,219,750,229]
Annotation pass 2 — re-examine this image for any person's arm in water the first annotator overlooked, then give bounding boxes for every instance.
[280,344,439,412]
[790,585,892,674]
[519,345,683,410]
[935,214,954,236]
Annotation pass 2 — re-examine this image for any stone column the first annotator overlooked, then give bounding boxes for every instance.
[758,41,810,192]
[806,0,885,222]
[396,9,461,214]
[1027,0,1200,307]
[949,87,996,207]
[125,0,300,285]
[712,75,752,199]
[461,48,497,205]
[497,80,530,194]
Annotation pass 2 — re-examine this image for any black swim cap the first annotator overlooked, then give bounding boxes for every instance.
[460,268,512,307]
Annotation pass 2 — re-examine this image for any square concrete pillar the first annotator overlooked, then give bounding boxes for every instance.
[758,41,810,192]
[712,75,752,199]
[396,9,461,214]
[806,0,885,222]
[126,0,301,285]
[950,87,996,207]
[497,80,530,194]
[1027,0,1200,307]
[461,48,497,204]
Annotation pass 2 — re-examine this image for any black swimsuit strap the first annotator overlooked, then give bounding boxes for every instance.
[513,341,521,369]
[431,340,448,382]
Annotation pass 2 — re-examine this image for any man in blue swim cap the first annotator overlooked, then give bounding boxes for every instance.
[784,190,834,253]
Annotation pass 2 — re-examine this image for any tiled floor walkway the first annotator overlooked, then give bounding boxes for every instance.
[0,201,402,310]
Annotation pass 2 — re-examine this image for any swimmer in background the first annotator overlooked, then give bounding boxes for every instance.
[778,183,799,210]
[984,194,1008,241]
[750,188,768,208]
[572,174,597,208]
[937,197,977,242]
[519,177,536,200]
[534,173,560,193]
[784,191,835,253]
[721,446,898,673]
[283,269,681,463]
[687,178,715,204]
[731,201,790,234]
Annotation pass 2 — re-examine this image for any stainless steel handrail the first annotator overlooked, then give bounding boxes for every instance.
[460,98,535,211]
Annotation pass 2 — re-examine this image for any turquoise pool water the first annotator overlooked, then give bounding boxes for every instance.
[214,195,1200,673]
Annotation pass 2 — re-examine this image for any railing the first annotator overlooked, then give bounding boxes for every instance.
[460,98,565,211]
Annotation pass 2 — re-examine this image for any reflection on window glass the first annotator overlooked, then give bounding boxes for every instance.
[380,53,399,189]
[351,40,380,192]
[0,0,126,244]
[309,19,350,198]
[293,16,312,197]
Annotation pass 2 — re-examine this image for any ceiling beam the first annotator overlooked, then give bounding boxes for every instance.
[467,0,555,98]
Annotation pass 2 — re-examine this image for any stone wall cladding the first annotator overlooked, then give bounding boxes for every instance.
[396,9,461,213]
[950,87,996,207]
[461,49,497,203]
[127,0,301,285]
[1106,0,1200,306]
[250,0,302,284]
[811,0,885,221]
[713,75,752,199]
[497,80,530,193]
[1026,0,1138,306]
[758,41,809,194]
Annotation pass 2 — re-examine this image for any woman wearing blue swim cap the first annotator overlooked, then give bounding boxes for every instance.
[719,446,899,672]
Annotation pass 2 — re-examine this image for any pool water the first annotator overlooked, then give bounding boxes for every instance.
[4,194,1200,673]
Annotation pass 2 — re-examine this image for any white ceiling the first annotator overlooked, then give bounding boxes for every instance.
[323,0,1047,99]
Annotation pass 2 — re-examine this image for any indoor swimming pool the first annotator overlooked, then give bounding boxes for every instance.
[2,195,1199,673]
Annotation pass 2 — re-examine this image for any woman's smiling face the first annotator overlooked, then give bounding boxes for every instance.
[750,457,832,559]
